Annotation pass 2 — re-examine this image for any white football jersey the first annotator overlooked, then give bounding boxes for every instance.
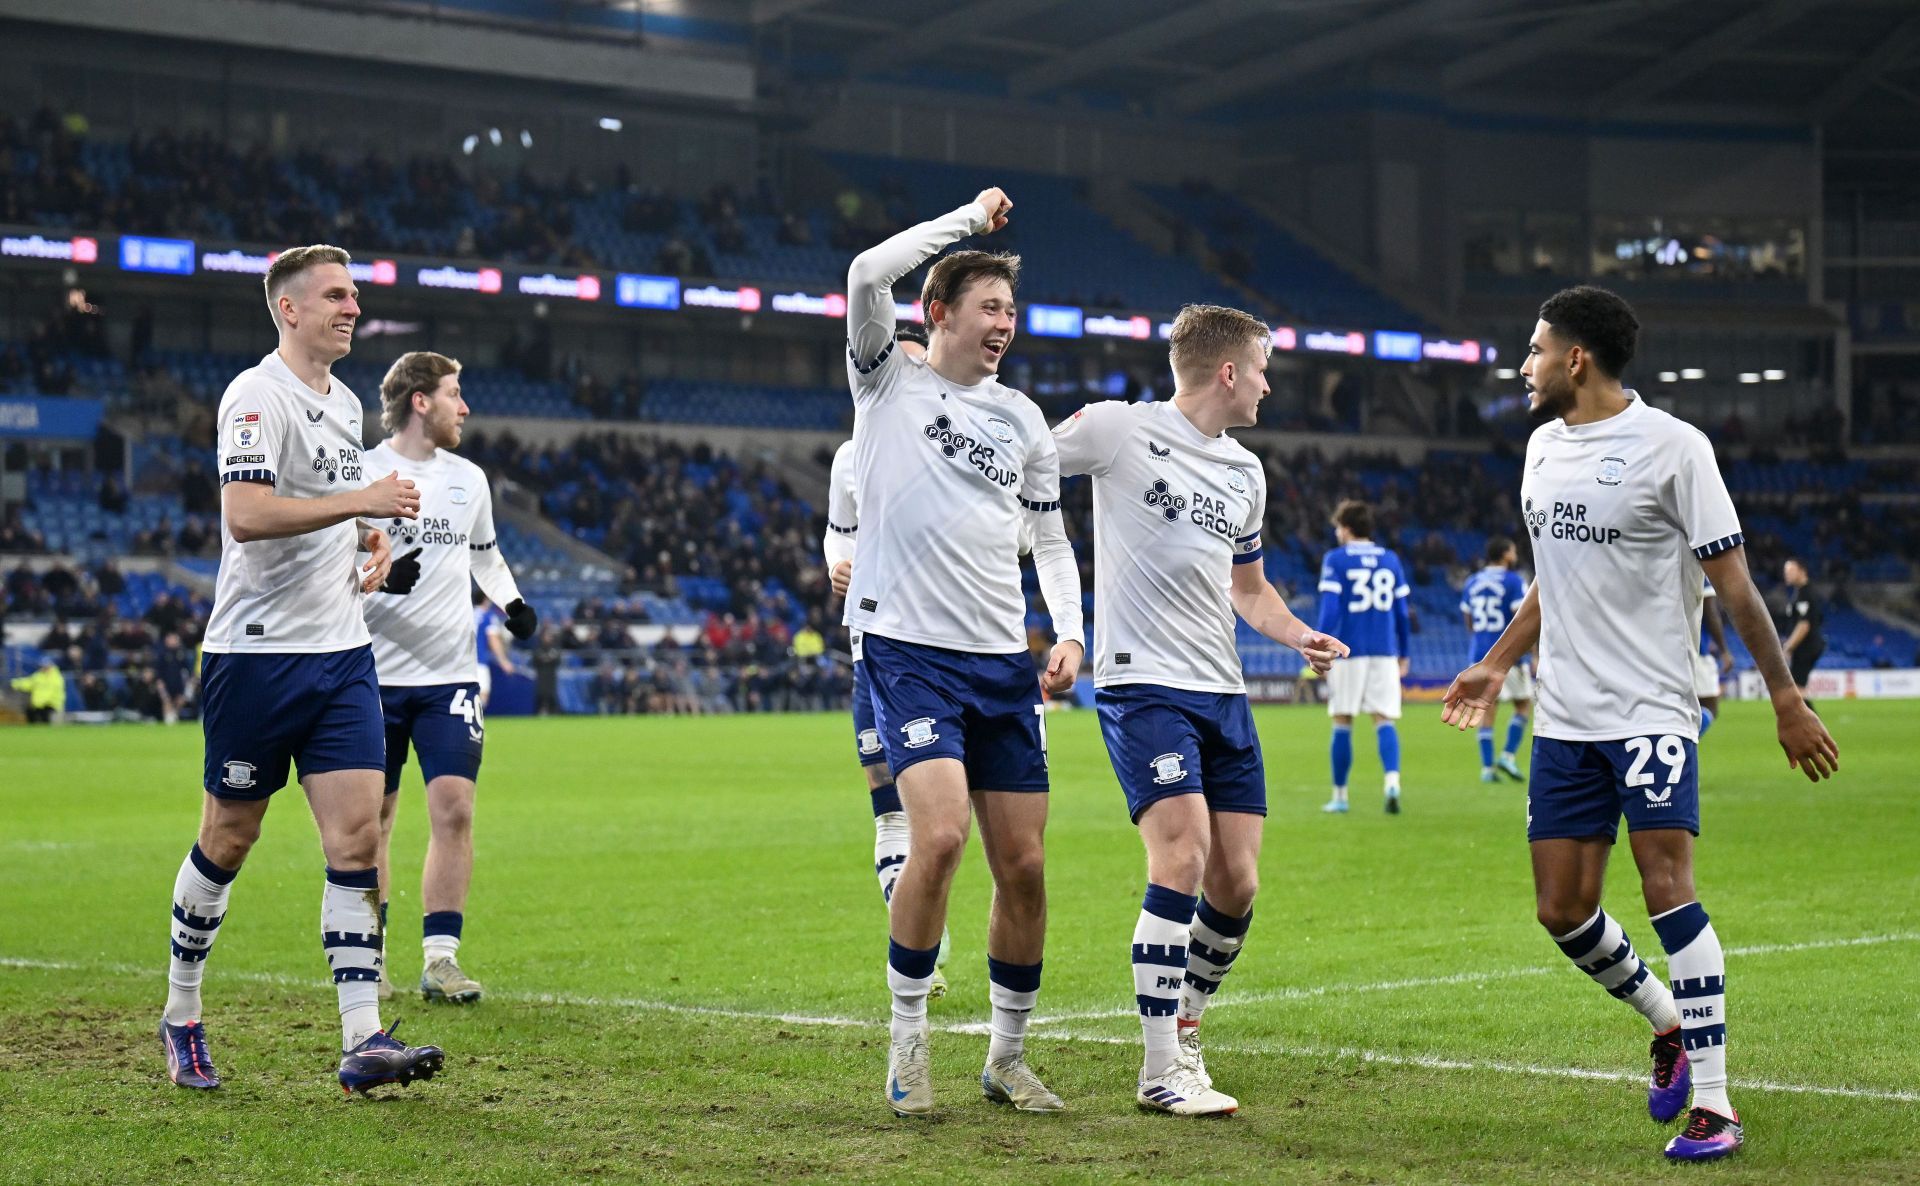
[204,351,371,654]
[842,205,1062,655]
[1521,394,1742,742]
[361,443,501,685]
[1053,400,1265,692]
[826,440,864,661]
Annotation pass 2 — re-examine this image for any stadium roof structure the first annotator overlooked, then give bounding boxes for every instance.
[24,0,1919,151]
[750,0,1920,145]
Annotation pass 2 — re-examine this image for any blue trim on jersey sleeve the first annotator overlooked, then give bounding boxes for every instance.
[1693,532,1744,559]
[827,521,858,535]
[1232,547,1263,566]
[1019,497,1060,513]
[1235,530,1260,543]
[848,339,895,376]
[221,469,276,485]
[469,539,498,551]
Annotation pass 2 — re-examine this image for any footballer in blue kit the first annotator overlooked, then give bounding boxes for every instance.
[1460,537,1532,782]
[1445,286,1838,1162]
[1314,500,1411,814]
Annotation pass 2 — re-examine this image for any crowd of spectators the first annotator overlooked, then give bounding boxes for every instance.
[0,286,109,397]
[8,396,1918,721]
[461,428,852,711]
[0,108,834,279]
[2,560,206,721]
[463,429,828,624]
[527,615,837,717]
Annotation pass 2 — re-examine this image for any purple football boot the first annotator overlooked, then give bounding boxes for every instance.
[1648,1027,1691,1122]
[159,1019,221,1089]
[337,1021,445,1096]
[1665,1107,1742,1161]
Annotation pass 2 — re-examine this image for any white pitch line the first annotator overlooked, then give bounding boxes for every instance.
[1028,931,1920,1025]
[5,948,1917,1104]
[1026,1027,1920,1104]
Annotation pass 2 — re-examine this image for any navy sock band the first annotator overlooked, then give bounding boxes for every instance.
[1142,883,1199,924]
[1195,897,1252,938]
[887,938,939,981]
[324,866,379,890]
[1651,901,1711,953]
[986,957,1043,993]
[188,843,238,885]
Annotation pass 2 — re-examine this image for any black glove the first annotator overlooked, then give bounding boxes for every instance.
[504,597,539,640]
[381,547,423,595]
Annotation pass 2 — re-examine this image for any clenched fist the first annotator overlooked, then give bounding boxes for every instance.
[973,187,1012,234]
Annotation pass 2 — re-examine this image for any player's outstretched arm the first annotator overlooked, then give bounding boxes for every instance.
[1442,581,1541,730]
[1702,547,1838,781]
[224,469,419,543]
[1230,562,1347,673]
[846,189,1006,382]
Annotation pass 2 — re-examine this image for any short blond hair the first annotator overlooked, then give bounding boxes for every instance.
[379,351,461,434]
[1168,303,1271,387]
[264,244,352,328]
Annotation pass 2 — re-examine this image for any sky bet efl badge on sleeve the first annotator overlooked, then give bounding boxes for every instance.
[231,412,261,450]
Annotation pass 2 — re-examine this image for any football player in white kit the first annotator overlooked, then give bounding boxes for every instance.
[845,188,1085,1117]
[157,245,449,1096]
[364,351,537,1005]
[1054,304,1347,1116]
[824,328,956,999]
[1444,286,1837,1161]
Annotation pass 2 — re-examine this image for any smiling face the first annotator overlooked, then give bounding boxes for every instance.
[931,274,1016,381]
[277,261,360,363]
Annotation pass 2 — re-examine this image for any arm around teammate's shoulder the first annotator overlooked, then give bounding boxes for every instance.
[1050,400,1131,478]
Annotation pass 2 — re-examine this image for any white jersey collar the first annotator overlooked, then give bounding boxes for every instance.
[1555,389,1644,436]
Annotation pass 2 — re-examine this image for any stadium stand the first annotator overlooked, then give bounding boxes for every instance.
[1144,182,1432,331]
[0,111,1290,317]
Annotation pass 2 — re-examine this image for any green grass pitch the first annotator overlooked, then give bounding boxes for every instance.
[2,699,1915,1184]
